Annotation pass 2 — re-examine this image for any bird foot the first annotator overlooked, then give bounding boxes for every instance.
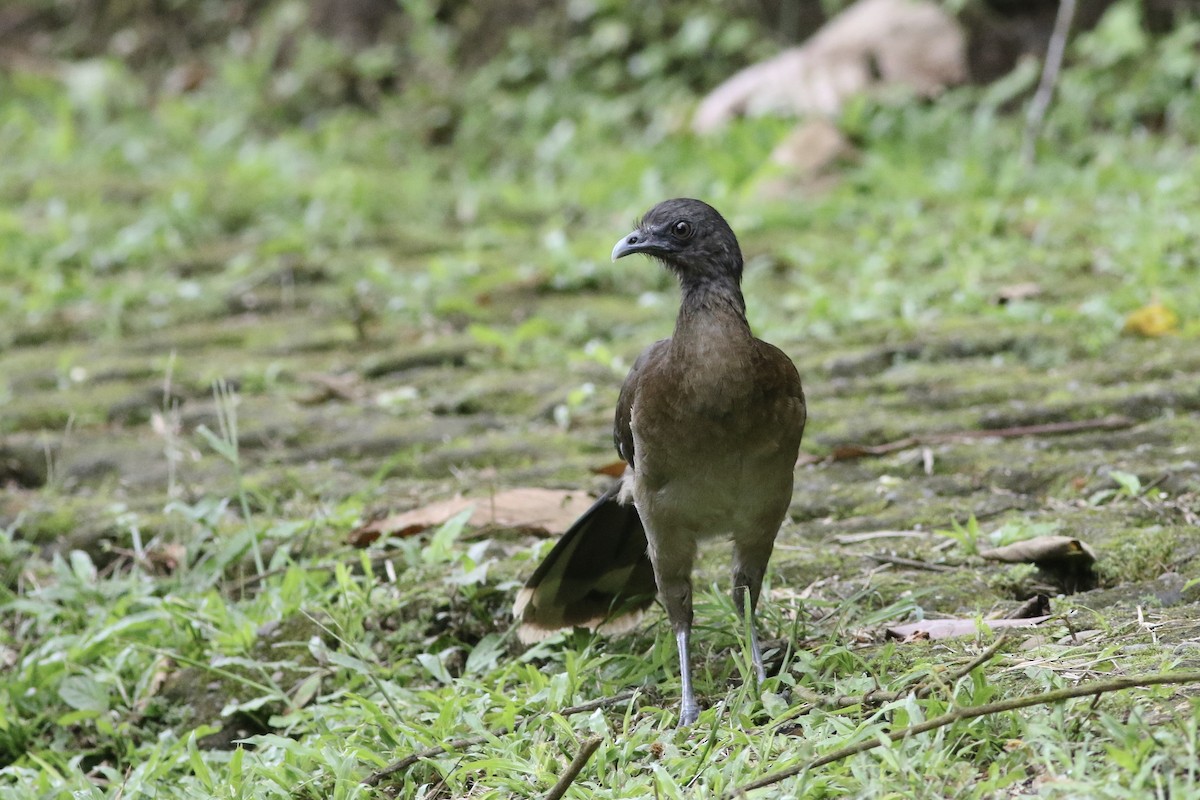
[678,699,700,727]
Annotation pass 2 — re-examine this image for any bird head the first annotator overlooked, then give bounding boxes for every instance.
[611,198,743,288]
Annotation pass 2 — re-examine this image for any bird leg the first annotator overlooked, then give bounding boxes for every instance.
[658,576,698,726]
[647,531,699,726]
[674,625,698,726]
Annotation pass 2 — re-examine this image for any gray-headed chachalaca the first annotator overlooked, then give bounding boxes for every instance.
[514,198,806,725]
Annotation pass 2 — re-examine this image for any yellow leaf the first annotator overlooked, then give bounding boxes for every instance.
[1123,303,1178,337]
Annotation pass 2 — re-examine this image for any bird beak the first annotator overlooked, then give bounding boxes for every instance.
[612,230,666,261]
[611,231,642,262]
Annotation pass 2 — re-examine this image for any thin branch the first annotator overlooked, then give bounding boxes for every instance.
[1002,594,1051,620]
[799,415,1134,465]
[363,691,637,787]
[733,669,1200,796]
[1021,0,1079,167]
[779,633,1009,722]
[419,755,463,800]
[866,554,956,573]
[543,737,604,800]
[935,632,1010,693]
[832,530,929,544]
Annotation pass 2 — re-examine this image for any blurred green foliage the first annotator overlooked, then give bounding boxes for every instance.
[2,0,1199,353]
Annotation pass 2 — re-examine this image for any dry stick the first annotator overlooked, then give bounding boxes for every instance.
[543,737,604,800]
[832,530,929,544]
[419,755,464,800]
[1003,594,1051,621]
[1021,0,1079,167]
[781,632,1010,721]
[362,691,636,787]
[866,554,956,573]
[733,670,1200,797]
[799,415,1134,465]
[927,632,1011,697]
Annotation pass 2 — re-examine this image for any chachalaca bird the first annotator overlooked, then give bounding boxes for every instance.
[513,198,806,725]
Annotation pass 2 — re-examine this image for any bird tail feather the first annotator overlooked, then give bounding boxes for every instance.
[513,481,657,643]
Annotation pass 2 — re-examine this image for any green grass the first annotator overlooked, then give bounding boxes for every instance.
[2,1,1200,797]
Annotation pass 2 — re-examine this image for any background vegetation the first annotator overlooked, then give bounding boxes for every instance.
[1,0,1199,797]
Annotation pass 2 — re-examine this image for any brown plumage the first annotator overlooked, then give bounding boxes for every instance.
[514,198,806,725]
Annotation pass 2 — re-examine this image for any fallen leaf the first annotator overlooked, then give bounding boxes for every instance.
[146,542,187,574]
[1123,303,1178,337]
[1018,634,1052,651]
[886,615,1051,641]
[132,657,172,715]
[979,536,1096,567]
[346,527,382,548]
[1056,629,1104,645]
[592,461,627,478]
[770,119,853,175]
[995,282,1042,305]
[693,0,965,133]
[349,488,596,545]
[757,118,858,197]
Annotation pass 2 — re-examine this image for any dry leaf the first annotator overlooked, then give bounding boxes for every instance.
[995,282,1042,305]
[979,536,1096,567]
[693,0,965,133]
[133,657,172,715]
[349,488,595,544]
[886,615,1051,641]
[1018,634,1052,651]
[1057,629,1104,645]
[769,118,853,176]
[1123,303,1178,337]
[146,542,187,574]
[346,527,383,548]
[592,461,628,478]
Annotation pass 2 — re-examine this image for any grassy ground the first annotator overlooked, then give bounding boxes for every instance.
[2,3,1200,797]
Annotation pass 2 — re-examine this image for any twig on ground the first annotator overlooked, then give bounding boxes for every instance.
[420,755,463,800]
[936,632,1011,693]
[1001,595,1051,620]
[780,633,1009,724]
[1021,0,1079,167]
[799,415,1134,465]
[543,737,604,800]
[735,669,1200,796]
[363,691,637,787]
[866,554,956,573]
[831,530,929,544]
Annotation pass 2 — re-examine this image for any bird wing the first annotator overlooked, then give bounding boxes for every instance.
[752,338,807,441]
[614,338,670,465]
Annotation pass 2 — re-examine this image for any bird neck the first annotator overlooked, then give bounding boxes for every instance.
[674,278,750,340]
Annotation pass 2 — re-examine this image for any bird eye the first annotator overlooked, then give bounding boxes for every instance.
[671,220,693,239]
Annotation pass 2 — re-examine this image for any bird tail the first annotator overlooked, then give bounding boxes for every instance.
[513,481,657,643]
